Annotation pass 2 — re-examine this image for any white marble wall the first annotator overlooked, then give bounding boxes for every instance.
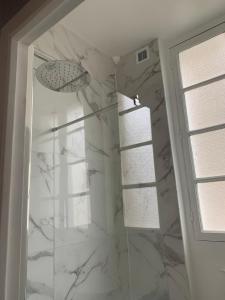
[27,22,129,300]
[34,22,115,82]
[28,17,190,300]
[116,39,190,300]
[27,57,56,300]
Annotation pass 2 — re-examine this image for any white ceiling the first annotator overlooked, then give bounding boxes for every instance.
[60,0,225,57]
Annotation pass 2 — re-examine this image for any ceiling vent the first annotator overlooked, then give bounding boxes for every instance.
[136,46,149,64]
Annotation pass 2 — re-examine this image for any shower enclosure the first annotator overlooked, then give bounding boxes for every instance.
[25,15,189,300]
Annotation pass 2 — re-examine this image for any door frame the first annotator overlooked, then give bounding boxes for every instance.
[0,1,84,299]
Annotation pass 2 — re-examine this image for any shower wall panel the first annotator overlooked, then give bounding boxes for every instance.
[27,56,58,300]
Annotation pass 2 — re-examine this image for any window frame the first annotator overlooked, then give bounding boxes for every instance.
[170,22,225,242]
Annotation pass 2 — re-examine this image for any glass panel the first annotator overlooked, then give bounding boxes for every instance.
[197,181,225,232]
[185,79,225,131]
[123,187,159,228]
[68,162,89,194]
[66,128,86,163]
[179,33,225,88]
[119,107,151,147]
[67,196,90,228]
[121,145,156,185]
[55,195,91,229]
[191,129,225,178]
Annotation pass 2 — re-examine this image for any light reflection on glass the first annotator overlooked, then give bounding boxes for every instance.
[55,105,91,229]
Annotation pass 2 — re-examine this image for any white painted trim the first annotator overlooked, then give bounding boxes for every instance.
[167,14,225,49]
[171,22,225,242]
[0,1,84,299]
[159,12,225,300]
[19,45,34,300]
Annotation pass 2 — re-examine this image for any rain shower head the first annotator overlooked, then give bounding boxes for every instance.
[35,60,90,93]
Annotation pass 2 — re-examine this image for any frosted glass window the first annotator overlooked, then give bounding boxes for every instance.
[123,187,159,228]
[185,79,225,130]
[179,33,225,88]
[191,129,225,178]
[68,162,89,194]
[197,182,225,232]
[121,145,156,185]
[119,107,151,147]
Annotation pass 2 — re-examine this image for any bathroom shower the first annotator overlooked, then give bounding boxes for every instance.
[35,55,118,133]
[35,55,139,133]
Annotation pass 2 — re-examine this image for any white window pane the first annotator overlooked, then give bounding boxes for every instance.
[197,181,225,232]
[118,93,139,112]
[121,145,156,185]
[191,129,225,178]
[119,107,151,147]
[185,79,225,131]
[179,33,225,88]
[123,187,159,228]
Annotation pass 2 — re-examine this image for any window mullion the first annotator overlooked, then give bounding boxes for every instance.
[182,72,225,93]
[195,175,225,183]
[188,123,225,136]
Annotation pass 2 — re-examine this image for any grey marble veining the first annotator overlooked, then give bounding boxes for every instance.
[128,230,169,300]
[27,21,129,300]
[54,238,126,300]
[116,39,190,300]
[52,93,130,299]
[28,151,54,257]
[34,23,115,82]
[28,15,189,300]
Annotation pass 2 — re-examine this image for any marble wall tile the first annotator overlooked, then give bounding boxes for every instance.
[28,152,54,255]
[127,230,169,300]
[54,238,125,300]
[116,39,190,300]
[28,22,130,300]
[27,252,54,300]
[53,104,123,245]
[34,23,115,82]
[51,92,130,297]
[27,59,56,299]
